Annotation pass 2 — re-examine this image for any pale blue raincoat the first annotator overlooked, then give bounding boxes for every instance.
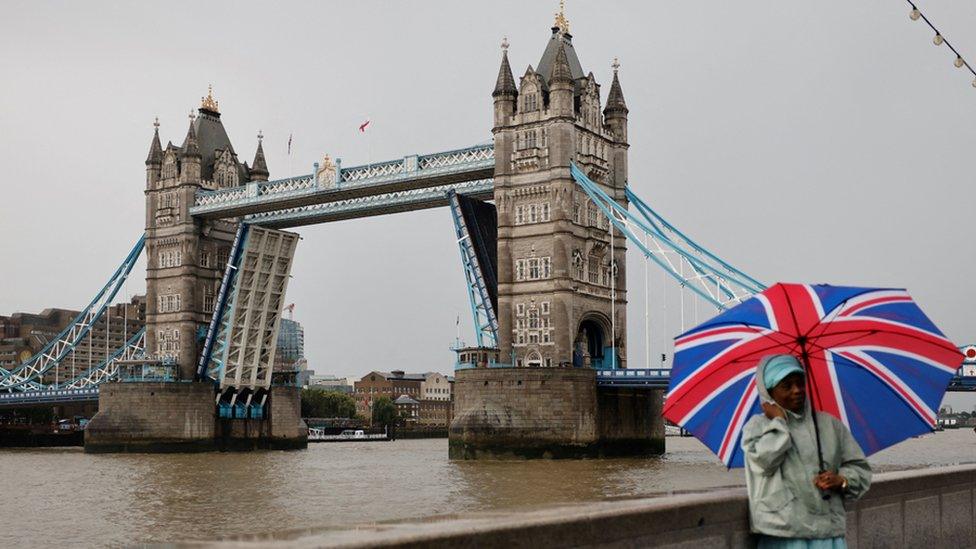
[741,356,872,548]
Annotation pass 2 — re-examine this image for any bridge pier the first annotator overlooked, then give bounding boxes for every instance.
[84,382,306,453]
[449,367,663,459]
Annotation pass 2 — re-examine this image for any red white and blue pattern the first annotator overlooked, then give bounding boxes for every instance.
[663,283,964,468]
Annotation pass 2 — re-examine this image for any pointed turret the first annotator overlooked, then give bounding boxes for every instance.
[145,118,163,190]
[493,38,518,128]
[181,115,201,158]
[146,118,163,165]
[604,62,628,115]
[604,58,628,143]
[180,113,201,184]
[493,38,517,97]
[549,45,574,116]
[250,132,269,182]
[550,44,573,84]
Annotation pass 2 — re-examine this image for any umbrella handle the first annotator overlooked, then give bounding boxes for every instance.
[800,351,832,501]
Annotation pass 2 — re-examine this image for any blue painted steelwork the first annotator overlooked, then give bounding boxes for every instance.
[0,387,99,407]
[246,179,494,229]
[626,188,766,293]
[570,164,761,310]
[196,223,249,380]
[202,228,249,383]
[596,368,671,388]
[0,236,146,390]
[948,376,976,391]
[50,328,146,390]
[447,190,498,348]
[118,360,177,383]
[190,144,494,220]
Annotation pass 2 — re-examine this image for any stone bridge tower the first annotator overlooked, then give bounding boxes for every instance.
[143,88,268,380]
[86,89,306,453]
[450,14,662,460]
[492,20,629,371]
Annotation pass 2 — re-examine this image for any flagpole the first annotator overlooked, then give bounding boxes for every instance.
[287,133,293,177]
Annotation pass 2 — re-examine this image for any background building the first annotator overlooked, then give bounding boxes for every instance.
[0,295,146,383]
[354,370,424,418]
[353,370,453,426]
[394,395,420,423]
[275,317,305,372]
[309,374,355,393]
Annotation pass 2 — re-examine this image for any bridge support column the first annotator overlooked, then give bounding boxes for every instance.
[85,382,216,453]
[84,382,307,453]
[449,367,663,459]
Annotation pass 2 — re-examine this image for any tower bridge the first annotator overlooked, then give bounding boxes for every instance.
[2,10,974,453]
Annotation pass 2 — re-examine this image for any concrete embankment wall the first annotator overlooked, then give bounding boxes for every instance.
[315,464,976,548]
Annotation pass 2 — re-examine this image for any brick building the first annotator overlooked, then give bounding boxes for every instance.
[0,295,146,383]
[354,370,453,426]
[354,370,424,417]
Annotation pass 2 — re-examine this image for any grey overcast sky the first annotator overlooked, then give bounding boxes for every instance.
[1,1,973,405]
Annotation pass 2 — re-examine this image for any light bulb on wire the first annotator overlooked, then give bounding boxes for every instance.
[910,8,921,21]
[933,33,944,46]
[955,56,965,68]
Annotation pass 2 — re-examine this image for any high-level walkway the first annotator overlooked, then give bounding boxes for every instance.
[189,144,494,227]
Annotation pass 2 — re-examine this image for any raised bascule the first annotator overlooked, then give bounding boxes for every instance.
[2,8,974,454]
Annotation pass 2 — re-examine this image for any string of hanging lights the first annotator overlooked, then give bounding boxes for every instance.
[906,1,976,87]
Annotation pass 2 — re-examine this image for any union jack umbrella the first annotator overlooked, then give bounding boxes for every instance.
[663,283,964,468]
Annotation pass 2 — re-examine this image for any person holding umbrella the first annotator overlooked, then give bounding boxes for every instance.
[742,354,872,548]
[665,284,964,544]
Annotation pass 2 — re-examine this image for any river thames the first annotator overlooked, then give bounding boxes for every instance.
[2,429,974,547]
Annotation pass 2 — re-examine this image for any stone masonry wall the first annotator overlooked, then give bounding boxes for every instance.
[450,367,598,459]
[85,381,215,452]
[596,386,665,456]
[270,385,308,448]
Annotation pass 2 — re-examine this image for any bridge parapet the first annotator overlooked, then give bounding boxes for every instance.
[596,368,671,389]
[248,178,494,228]
[189,144,494,220]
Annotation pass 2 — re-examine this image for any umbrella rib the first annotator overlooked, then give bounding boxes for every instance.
[809,326,957,353]
[801,294,853,342]
[667,338,801,402]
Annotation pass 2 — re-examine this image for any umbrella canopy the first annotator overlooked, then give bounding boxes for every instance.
[663,283,964,468]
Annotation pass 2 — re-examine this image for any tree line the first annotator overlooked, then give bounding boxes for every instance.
[300,387,397,427]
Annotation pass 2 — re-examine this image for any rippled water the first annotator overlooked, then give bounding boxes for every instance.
[2,429,974,547]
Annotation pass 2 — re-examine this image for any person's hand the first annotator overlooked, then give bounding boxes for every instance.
[762,401,785,420]
[814,471,846,492]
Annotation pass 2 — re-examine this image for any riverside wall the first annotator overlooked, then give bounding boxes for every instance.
[313,464,976,548]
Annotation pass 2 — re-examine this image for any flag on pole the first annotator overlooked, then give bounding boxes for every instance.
[287,133,293,155]
[359,119,371,132]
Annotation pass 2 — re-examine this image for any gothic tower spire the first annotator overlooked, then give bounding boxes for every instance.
[146,117,163,165]
[604,58,629,143]
[604,58,628,114]
[181,112,201,159]
[250,131,269,182]
[549,41,574,116]
[493,37,517,97]
[493,37,518,128]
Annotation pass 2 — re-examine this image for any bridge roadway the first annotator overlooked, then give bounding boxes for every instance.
[189,144,494,227]
[3,371,973,408]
